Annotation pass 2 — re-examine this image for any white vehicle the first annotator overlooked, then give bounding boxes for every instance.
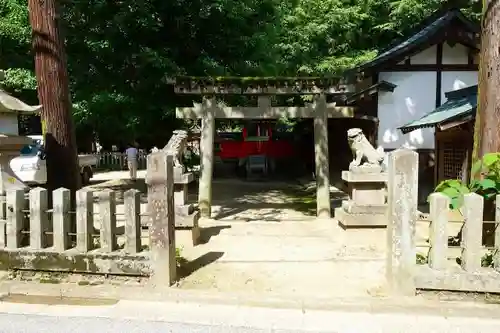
[10,135,98,186]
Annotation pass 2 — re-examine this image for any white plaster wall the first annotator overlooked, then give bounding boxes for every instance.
[378,72,436,149]
[442,43,469,65]
[441,71,478,103]
[410,45,437,65]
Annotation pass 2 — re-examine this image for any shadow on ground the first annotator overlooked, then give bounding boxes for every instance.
[83,170,349,222]
[85,179,148,204]
[198,225,232,244]
[178,251,224,279]
[190,172,348,221]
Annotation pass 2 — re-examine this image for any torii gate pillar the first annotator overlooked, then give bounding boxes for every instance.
[313,94,331,218]
[198,97,216,218]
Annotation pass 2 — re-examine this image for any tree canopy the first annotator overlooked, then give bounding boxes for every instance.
[0,0,481,149]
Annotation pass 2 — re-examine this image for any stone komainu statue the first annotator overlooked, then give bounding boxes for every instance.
[162,129,188,168]
[347,128,385,170]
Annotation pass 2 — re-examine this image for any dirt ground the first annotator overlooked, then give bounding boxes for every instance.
[85,171,389,297]
[82,170,468,298]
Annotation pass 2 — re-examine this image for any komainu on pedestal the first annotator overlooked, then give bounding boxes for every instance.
[335,128,388,228]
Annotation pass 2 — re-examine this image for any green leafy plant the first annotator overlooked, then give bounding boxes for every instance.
[482,250,495,268]
[469,153,500,199]
[416,253,428,265]
[432,153,500,209]
[433,179,469,209]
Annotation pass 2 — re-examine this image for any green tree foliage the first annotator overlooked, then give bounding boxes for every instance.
[277,0,481,74]
[0,0,481,148]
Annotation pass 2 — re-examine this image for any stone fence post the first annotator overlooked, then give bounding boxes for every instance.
[147,152,177,286]
[386,149,418,296]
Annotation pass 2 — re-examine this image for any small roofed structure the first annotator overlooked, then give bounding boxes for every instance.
[0,89,41,113]
[0,70,42,194]
[341,6,479,204]
[399,85,477,185]
[0,70,41,135]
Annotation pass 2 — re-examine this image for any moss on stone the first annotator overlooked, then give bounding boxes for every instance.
[174,76,344,86]
[39,278,60,284]
[0,250,151,276]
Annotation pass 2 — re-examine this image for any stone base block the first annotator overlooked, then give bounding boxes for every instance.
[341,200,387,214]
[175,204,194,216]
[334,207,387,228]
[349,165,382,174]
[174,170,194,184]
[173,166,185,180]
[175,210,201,248]
[175,225,201,249]
[342,170,387,183]
[175,210,200,228]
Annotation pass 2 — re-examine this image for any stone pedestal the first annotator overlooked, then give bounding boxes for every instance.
[173,166,200,247]
[335,170,387,227]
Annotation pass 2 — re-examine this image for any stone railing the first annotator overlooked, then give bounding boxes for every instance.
[0,153,183,286]
[386,149,500,295]
[0,187,149,275]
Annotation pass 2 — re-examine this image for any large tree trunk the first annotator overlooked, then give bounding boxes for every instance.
[472,0,500,171]
[469,0,500,246]
[28,0,80,193]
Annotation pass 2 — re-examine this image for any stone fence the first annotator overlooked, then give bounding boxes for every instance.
[387,149,500,296]
[0,153,180,286]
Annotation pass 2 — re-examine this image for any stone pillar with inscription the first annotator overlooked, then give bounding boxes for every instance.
[386,149,418,296]
[152,129,201,248]
[146,152,177,286]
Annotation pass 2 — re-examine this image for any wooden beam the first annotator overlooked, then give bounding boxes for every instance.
[435,43,443,108]
[176,105,356,119]
[346,80,397,105]
[438,116,474,131]
[434,130,439,187]
[381,64,478,72]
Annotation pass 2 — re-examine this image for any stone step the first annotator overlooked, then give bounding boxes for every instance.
[341,200,386,214]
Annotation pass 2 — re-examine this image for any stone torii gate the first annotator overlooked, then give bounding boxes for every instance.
[173,77,356,219]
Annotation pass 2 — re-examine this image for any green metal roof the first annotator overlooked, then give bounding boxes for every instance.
[399,86,477,134]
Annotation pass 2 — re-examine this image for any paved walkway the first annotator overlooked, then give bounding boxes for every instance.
[1,299,500,333]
